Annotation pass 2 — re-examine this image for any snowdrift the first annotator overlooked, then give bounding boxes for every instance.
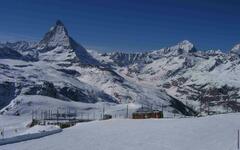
[0,125,62,146]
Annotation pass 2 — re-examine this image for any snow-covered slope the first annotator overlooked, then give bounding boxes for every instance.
[1,113,240,150]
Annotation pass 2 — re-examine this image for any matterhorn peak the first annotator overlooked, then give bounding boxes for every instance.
[36,20,100,65]
[230,43,240,55]
[38,20,71,50]
[56,20,65,26]
[179,40,192,45]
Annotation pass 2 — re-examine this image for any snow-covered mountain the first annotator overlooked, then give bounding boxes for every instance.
[89,40,240,115]
[0,20,239,116]
[230,43,240,55]
[0,21,195,117]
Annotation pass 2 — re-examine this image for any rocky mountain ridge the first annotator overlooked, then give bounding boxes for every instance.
[89,40,240,114]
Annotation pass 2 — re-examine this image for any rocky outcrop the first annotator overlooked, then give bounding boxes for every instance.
[0,82,17,109]
[22,81,116,103]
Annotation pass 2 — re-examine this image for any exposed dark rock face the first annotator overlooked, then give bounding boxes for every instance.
[108,52,148,66]
[0,82,17,109]
[39,81,58,98]
[59,86,115,103]
[57,69,81,77]
[24,81,58,98]
[208,58,224,72]
[23,81,116,103]
[197,85,240,113]
[168,95,197,116]
[0,47,23,59]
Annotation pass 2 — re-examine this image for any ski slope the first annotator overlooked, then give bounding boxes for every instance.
[1,113,240,150]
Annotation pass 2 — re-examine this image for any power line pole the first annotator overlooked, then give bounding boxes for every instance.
[32,110,34,120]
[126,90,129,119]
[57,109,59,124]
[199,94,203,116]
[126,103,129,118]
[207,100,210,115]
[226,97,229,113]
[102,103,105,119]
[238,129,239,150]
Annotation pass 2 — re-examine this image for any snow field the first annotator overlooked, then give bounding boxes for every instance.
[1,113,240,150]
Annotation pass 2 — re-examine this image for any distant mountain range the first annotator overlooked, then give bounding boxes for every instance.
[1,20,240,116]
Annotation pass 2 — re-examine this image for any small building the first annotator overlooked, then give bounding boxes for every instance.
[132,108,163,119]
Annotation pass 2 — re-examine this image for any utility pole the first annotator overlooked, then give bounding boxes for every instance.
[50,110,52,120]
[57,109,59,124]
[102,103,105,119]
[226,97,229,113]
[31,110,34,120]
[199,94,202,116]
[207,100,210,115]
[126,103,129,118]
[238,129,239,150]
[48,109,50,120]
[126,90,130,119]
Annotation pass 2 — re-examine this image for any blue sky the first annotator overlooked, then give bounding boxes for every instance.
[0,0,240,52]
